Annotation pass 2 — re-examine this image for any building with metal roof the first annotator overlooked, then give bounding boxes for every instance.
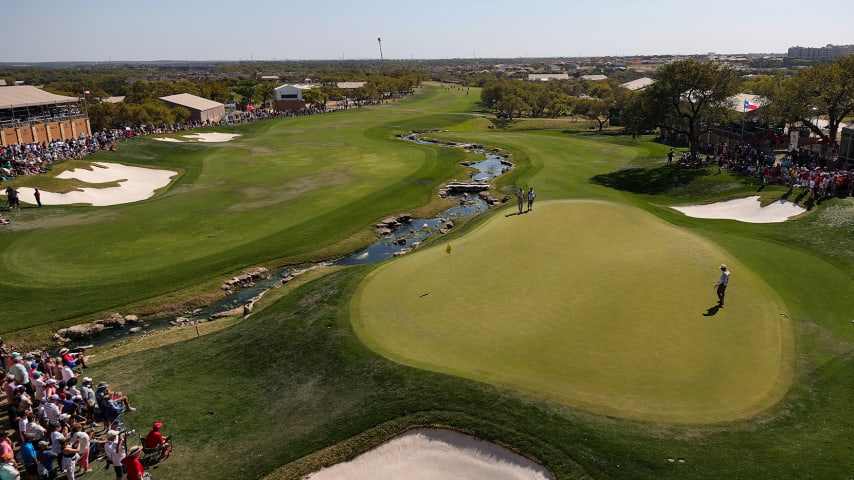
[619,77,655,91]
[336,82,367,89]
[0,85,89,146]
[527,74,569,82]
[0,85,79,110]
[273,84,314,111]
[159,93,225,124]
[580,74,608,82]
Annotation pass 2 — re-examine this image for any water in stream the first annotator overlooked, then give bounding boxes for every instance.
[73,134,511,347]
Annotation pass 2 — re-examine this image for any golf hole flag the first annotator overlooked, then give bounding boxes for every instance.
[743,99,758,111]
[446,243,452,255]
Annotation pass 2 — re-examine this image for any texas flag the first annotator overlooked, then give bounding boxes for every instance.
[743,99,758,111]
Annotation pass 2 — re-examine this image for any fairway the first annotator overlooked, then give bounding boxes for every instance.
[353,200,793,423]
[0,85,480,330]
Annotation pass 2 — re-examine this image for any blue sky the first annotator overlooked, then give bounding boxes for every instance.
[4,0,852,62]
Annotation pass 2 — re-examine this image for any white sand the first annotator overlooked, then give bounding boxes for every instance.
[153,132,240,143]
[671,196,806,223]
[306,428,554,480]
[17,162,177,207]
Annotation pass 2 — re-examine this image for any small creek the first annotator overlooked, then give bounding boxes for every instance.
[76,134,511,348]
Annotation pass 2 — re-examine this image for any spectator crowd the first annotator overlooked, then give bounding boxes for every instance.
[0,102,347,187]
[673,140,853,200]
[0,338,170,480]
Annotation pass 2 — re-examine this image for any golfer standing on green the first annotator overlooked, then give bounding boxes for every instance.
[515,188,525,214]
[716,264,730,306]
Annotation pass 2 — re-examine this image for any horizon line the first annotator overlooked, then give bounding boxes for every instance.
[0,52,797,65]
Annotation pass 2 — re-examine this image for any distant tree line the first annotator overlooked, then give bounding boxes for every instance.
[0,63,425,131]
[464,56,854,151]
[622,55,854,153]
[1,57,851,143]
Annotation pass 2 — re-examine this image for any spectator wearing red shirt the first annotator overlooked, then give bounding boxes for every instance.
[144,422,172,459]
[121,446,145,480]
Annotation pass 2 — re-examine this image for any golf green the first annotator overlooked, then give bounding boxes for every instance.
[352,200,793,423]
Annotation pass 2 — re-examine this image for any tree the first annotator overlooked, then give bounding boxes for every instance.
[573,83,627,131]
[573,97,610,130]
[253,83,275,109]
[546,97,570,118]
[642,59,739,154]
[232,79,259,105]
[302,88,329,109]
[621,90,661,135]
[771,55,854,143]
[495,94,528,120]
[199,80,233,104]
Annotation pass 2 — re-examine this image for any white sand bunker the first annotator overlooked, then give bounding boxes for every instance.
[307,428,554,480]
[17,162,177,207]
[154,132,240,143]
[671,196,806,223]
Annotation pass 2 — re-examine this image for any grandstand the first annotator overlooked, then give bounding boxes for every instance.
[0,85,90,146]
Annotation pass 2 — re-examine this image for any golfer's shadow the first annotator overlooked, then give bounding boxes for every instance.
[504,211,529,217]
[702,304,721,316]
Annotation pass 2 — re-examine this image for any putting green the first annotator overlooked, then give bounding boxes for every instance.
[352,200,793,423]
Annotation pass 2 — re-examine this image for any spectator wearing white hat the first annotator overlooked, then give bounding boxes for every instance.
[42,379,57,403]
[79,378,97,426]
[42,395,62,428]
[58,413,73,438]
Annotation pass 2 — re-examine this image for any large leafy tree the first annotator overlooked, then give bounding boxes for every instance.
[253,83,276,108]
[232,79,259,105]
[199,80,234,104]
[481,78,571,118]
[770,55,854,143]
[573,81,627,131]
[496,94,528,120]
[302,88,329,109]
[642,59,739,153]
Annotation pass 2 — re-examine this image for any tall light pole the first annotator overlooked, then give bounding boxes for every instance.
[377,37,383,72]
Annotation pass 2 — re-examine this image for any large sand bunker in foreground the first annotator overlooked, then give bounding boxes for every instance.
[307,428,553,480]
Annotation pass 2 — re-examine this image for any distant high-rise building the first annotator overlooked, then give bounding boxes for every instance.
[787,44,854,60]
